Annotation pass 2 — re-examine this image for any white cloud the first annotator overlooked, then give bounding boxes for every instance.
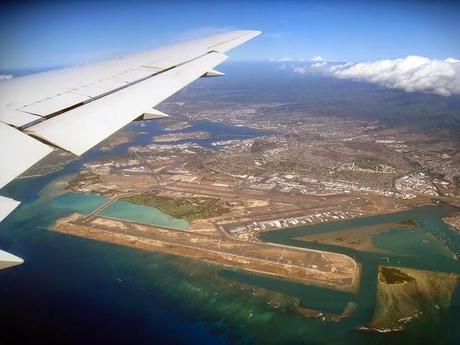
[278,57,295,62]
[292,66,309,74]
[312,62,327,68]
[272,57,309,63]
[287,55,460,97]
[309,56,325,62]
[329,56,460,96]
[0,74,13,80]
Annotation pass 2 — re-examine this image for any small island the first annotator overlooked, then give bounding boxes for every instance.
[164,121,192,131]
[153,131,210,143]
[366,266,458,332]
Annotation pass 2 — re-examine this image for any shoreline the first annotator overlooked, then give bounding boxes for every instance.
[18,166,66,179]
[53,213,360,293]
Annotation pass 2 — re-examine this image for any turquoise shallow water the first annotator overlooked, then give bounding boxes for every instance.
[99,200,189,229]
[52,192,108,214]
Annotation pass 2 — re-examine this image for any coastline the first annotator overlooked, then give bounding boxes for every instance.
[52,213,360,293]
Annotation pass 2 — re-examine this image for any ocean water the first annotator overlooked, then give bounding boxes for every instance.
[1,120,460,344]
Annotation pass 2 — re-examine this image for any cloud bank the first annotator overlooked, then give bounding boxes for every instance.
[309,56,325,62]
[287,56,460,97]
[0,74,13,80]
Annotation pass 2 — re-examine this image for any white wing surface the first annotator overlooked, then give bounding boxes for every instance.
[0,30,261,265]
[0,249,23,270]
[26,51,228,155]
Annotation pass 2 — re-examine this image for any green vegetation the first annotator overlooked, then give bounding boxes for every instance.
[122,194,231,221]
[398,219,417,227]
[379,267,415,284]
[353,157,389,170]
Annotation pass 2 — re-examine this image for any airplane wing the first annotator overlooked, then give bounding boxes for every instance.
[0,30,261,268]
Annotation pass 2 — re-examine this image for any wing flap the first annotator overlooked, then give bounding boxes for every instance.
[26,52,228,155]
[0,108,42,127]
[70,79,128,98]
[20,92,91,116]
[115,67,160,83]
[0,195,20,222]
[0,122,53,189]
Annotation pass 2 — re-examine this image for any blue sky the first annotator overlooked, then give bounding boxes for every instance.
[0,0,459,70]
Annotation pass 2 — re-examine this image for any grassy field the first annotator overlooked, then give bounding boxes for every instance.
[353,157,390,170]
[122,194,231,221]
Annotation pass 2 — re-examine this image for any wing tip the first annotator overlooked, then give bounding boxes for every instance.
[0,249,24,270]
[0,195,21,222]
[240,30,262,39]
[210,30,262,53]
